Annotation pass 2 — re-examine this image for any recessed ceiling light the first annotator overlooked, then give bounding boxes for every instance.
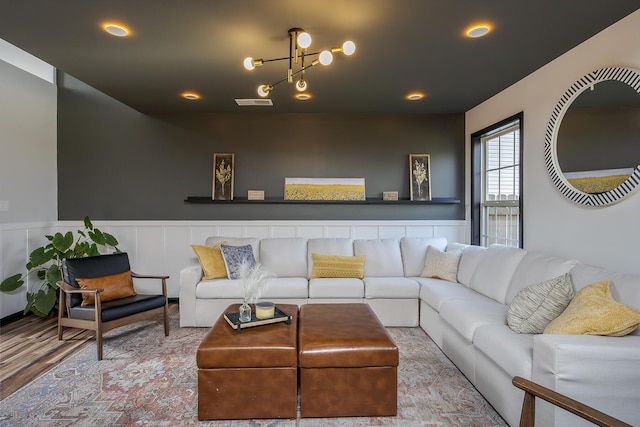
[466,24,491,38]
[406,92,425,101]
[103,23,130,37]
[295,93,312,101]
[181,92,201,100]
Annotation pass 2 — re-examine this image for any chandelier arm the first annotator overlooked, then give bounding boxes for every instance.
[257,51,323,65]
[261,56,295,63]
[263,61,318,91]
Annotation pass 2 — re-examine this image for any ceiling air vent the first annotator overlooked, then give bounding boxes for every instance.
[234,98,273,106]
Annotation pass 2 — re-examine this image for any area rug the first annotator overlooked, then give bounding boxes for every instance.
[0,309,507,426]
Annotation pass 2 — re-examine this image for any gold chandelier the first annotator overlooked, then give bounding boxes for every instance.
[243,28,356,99]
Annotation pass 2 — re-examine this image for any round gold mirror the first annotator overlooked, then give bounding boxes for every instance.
[545,67,640,206]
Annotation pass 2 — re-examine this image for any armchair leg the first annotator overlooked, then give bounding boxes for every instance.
[57,289,64,341]
[520,391,535,427]
[163,305,169,336]
[96,330,103,361]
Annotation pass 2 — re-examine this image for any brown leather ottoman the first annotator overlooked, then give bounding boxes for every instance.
[298,303,399,418]
[196,304,298,420]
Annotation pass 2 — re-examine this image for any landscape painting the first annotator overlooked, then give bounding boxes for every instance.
[284,178,366,201]
[564,167,634,194]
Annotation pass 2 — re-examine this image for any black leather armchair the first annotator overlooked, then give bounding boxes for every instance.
[57,253,169,360]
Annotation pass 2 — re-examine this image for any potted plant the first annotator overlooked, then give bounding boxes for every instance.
[0,216,120,317]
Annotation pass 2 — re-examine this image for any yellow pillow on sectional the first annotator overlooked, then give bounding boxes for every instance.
[544,280,640,336]
[191,242,228,280]
[310,253,365,279]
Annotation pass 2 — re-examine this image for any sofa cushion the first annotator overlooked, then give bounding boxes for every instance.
[220,244,256,279]
[440,298,508,342]
[262,277,308,299]
[354,238,404,277]
[507,273,574,334]
[456,245,486,287]
[421,247,462,283]
[308,278,364,298]
[469,244,526,303]
[544,280,640,336]
[191,243,227,280]
[196,277,306,304]
[259,238,308,277]
[196,278,243,299]
[310,254,365,279]
[363,277,420,298]
[474,324,534,378]
[417,277,490,312]
[570,263,640,312]
[506,251,578,305]
[307,238,354,277]
[400,237,448,277]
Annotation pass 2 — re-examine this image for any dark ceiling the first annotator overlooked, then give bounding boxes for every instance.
[0,1,638,115]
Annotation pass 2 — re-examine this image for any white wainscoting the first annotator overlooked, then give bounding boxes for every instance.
[0,219,468,319]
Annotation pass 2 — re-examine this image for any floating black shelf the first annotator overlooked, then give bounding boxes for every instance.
[185,196,460,205]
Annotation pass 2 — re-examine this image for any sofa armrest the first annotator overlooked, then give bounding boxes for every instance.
[532,334,640,427]
[179,263,203,327]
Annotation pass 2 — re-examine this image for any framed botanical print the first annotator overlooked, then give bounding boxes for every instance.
[409,154,431,201]
[212,153,234,200]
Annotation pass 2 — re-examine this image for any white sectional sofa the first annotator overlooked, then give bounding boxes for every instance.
[179,236,640,427]
[180,236,447,328]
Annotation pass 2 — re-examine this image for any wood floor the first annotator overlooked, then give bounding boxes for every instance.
[0,314,94,400]
[0,303,179,401]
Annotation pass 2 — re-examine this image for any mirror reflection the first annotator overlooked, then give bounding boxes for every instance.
[557,80,640,194]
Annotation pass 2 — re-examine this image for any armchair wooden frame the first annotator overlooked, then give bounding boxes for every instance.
[512,376,632,427]
[57,272,169,360]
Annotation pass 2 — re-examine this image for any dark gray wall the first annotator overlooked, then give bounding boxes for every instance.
[58,73,464,220]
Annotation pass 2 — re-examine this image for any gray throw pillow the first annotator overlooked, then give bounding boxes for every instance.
[220,244,256,279]
[507,273,574,334]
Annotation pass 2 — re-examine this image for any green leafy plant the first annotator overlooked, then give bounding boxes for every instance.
[0,216,120,317]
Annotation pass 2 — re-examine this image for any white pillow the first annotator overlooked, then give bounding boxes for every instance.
[421,246,462,282]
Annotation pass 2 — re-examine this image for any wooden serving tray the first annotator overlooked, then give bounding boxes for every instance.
[224,305,292,334]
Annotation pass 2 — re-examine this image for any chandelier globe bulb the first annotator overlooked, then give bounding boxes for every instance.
[296,80,308,92]
[243,57,255,71]
[342,41,356,56]
[297,32,312,49]
[257,84,271,97]
[319,50,333,66]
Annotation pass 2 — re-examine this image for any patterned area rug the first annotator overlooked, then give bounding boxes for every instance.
[0,309,507,426]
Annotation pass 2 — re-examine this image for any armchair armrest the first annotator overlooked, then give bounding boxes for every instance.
[58,280,104,295]
[512,376,632,427]
[57,280,105,318]
[130,271,168,296]
[131,273,169,280]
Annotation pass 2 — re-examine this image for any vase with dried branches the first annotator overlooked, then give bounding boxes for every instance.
[237,261,274,322]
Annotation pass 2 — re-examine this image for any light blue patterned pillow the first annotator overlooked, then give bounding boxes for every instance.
[220,244,256,279]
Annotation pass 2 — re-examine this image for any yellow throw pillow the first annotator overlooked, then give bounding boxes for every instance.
[191,242,228,280]
[76,270,137,306]
[310,254,365,279]
[544,280,640,336]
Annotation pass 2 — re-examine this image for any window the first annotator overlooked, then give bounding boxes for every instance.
[471,113,523,248]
